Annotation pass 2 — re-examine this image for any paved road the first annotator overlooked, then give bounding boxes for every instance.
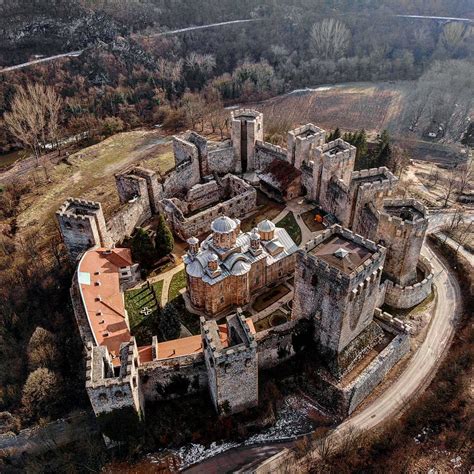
[435,232,474,267]
[184,242,462,472]
[0,19,260,73]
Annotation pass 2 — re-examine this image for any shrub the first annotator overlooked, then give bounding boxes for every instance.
[27,327,60,370]
[21,368,62,418]
[131,228,155,270]
[154,215,174,260]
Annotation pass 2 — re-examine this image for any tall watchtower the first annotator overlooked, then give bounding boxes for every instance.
[56,198,112,261]
[201,311,258,414]
[231,109,263,174]
[292,225,386,378]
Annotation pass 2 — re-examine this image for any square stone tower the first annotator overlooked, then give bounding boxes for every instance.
[56,198,112,261]
[312,139,356,206]
[292,225,386,378]
[85,338,144,419]
[201,311,258,414]
[231,109,263,174]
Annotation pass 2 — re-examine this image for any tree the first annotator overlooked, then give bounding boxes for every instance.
[440,22,471,52]
[131,228,155,270]
[327,128,341,142]
[21,368,62,418]
[310,19,351,60]
[27,327,60,371]
[4,84,62,175]
[442,169,458,208]
[455,158,473,196]
[154,215,174,260]
[158,303,181,340]
[101,116,124,136]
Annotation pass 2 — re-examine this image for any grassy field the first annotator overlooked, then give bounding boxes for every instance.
[276,212,302,245]
[12,130,173,247]
[168,269,186,301]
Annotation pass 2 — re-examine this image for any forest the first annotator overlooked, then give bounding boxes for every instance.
[0,0,473,153]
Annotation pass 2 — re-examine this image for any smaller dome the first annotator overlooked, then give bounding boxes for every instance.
[250,228,260,240]
[187,236,199,245]
[231,260,251,276]
[258,219,276,233]
[208,253,218,262]
[211,216,237,234]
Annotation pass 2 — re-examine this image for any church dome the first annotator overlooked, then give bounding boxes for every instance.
[258,219,275,233]
[231,259,251,276]
[211,216,237,234]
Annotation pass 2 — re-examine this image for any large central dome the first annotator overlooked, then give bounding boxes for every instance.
[211,216,237,234]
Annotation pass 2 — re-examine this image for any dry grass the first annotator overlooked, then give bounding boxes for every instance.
[14,130,173,247]
[257,82,409,137]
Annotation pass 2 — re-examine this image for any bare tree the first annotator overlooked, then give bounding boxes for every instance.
[442,169,458,207]
[441,22,471,52]
[4,84,62,177]
[310,19,351,60]
[455,158,473,196]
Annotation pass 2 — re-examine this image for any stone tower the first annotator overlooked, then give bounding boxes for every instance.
[56,198,112,261]
[231,109,263,174]
[287,124,326,168]
[85,337,144,419]
[201,311,258,414]
[312,139,356,206]
[292,225,386,378]
[376,199,429,286]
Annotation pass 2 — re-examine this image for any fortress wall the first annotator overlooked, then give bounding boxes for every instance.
[107,196,151,243]
[347,332,410,413]
[139,353,207,402]
[207,144,235,174]
[384,256,434,309]
[186,181,221,212]
[254,141,287,171]
[255,319,300,369]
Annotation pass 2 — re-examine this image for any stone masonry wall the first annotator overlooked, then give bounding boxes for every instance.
[347,332,410,413]
[207,143,235,174]
[384,255,434,309]
[107,196,152,243]
[139,353,207,402]
[254,141,287,171]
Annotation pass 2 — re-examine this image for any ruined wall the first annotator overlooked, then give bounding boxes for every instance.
[161,176,257,240]
[139,353,207,401]
[255,319,301,369]
[186,181,220,212]
[207,143,235,174]
[107,196,151,243]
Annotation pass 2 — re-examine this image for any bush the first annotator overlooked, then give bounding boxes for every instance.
[21,368,62,418]
[131,228,155,270]
[27,327,60,370]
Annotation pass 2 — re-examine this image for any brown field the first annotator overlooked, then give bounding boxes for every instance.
[257,81,409,138]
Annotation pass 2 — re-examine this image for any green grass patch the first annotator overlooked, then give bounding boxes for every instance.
[125,280,163,329]
[168,269,186,301]
[276,212,302,245]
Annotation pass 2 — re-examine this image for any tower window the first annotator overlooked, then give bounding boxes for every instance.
[311,275,318,287]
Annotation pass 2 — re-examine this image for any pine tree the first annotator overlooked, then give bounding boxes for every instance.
[155,215,174,260]
[131,228,155,270]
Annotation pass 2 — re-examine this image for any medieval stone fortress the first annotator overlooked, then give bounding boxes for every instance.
[56,108,434,423]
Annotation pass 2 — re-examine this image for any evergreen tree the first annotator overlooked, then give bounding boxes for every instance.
[327,127,341,142]
[155,215,174,260]
[131,228,155,270]
[374,130,392,167]
[158,303,181,340]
